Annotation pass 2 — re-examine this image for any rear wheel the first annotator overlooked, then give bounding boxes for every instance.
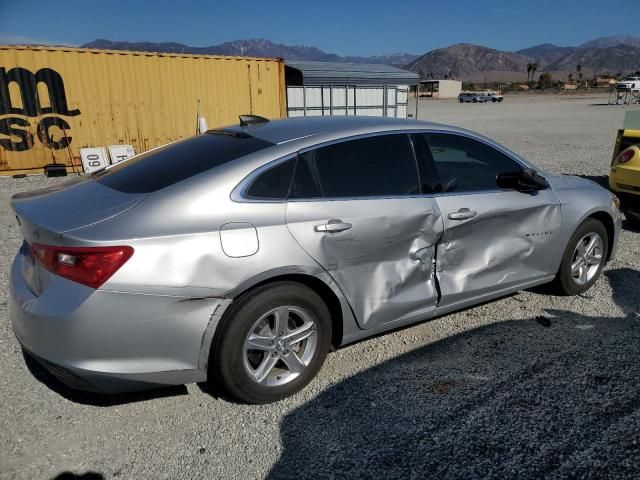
[459,98,464,103]
[553,218,608,295]
[210,282,331,404]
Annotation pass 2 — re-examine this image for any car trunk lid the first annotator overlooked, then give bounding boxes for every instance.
[12,177,147,241]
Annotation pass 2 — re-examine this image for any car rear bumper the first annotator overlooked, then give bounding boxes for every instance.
[9,252,230,393]
[610,166,640,196]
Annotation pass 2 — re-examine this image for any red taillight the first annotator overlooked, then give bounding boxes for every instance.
[31,244,134,289]
[617,148,635,164]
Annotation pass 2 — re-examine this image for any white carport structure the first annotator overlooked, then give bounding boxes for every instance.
[285,61,419,118]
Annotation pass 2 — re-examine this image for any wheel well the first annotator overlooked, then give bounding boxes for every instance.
[587,211,615,261]
[237,274,344,349]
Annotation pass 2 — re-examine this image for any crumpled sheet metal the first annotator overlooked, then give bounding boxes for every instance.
[436,203,561,305]
[286,200,444,330]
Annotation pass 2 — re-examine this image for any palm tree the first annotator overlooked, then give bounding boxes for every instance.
[527,63,533,82]
[576,64,582,84]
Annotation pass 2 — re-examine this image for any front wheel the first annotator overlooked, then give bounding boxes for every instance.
[210,282,331,404]
[552,218,608,295]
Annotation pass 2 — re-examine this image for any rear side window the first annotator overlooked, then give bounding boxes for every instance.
[424,133,521,193]
[246,159,295,199]
[290,153,323,199]
[94,132,274,193]
[310,134,420,198]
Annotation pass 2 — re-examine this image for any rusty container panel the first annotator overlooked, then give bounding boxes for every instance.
[0,45,286,174]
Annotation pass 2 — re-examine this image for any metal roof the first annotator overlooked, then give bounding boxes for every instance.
[285,61,419,86]
[0,44,281,62]
[419,79,462,84]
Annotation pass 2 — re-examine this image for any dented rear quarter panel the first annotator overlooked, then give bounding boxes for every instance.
[61,152,325,300]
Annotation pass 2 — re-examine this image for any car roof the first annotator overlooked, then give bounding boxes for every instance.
[223,116,449,146]
[213,115,535,173]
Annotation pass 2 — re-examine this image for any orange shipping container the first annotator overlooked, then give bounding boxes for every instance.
[0,45,286,174]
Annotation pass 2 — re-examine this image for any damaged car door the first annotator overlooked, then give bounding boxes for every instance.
[415,132,561,307]
[285,133,444,329]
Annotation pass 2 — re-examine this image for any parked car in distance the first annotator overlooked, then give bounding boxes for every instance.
[486,91,504,102]
[10,115,622,404]
[616,76,640,92]
[458,92,480,103]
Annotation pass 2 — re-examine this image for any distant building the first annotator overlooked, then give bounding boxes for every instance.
[285,61,419,118]
[418,80,462,99]
[594,77,617,88]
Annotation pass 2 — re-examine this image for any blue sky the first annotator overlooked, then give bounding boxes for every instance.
[1,0,637,55]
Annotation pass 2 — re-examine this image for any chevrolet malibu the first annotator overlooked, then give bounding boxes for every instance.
[10,116,622,404]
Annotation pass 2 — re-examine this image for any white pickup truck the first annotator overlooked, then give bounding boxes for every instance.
[616,76,640,92]
[486,91,504,102]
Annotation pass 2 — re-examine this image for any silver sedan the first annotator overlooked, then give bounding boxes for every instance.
[9,115,622,403]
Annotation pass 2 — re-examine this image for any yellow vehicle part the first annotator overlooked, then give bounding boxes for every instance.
[609,129,640,197]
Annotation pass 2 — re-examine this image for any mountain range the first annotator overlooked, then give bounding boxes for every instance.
[81,36,640,82]
[82,38,418,67]
[408,40,640,82]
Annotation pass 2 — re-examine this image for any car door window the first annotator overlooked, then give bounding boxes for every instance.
[307,134,420,198]
[424,133,522,193]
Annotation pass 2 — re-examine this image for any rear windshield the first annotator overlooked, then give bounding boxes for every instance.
[93,132,274,193]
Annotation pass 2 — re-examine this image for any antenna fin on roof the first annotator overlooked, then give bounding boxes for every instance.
[239,115,270,126]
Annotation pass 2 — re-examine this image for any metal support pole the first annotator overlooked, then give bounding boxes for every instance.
[303,86,307,116]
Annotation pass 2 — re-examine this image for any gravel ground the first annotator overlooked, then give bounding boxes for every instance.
[1,92,640,480]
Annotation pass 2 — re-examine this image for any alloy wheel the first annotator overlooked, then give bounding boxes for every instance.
[571,232,603,285]
[243,305,318,387]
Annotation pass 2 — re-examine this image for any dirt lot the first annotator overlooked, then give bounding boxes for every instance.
[1,92,640,480]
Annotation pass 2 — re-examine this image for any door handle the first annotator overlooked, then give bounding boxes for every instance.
[314,219,353,233]
[448,208,477,221]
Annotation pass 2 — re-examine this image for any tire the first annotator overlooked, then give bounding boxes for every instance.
[459,98,464,103]
[552,218,608,295]
[623,207,640,227]
[472,98,477,103]
[210,281,331,404]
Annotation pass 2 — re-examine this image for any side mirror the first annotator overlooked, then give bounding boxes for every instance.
[496,168,549,192]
